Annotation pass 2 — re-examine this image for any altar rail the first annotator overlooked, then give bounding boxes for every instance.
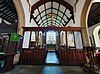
[19,48,47,65]
[58,49,86,65]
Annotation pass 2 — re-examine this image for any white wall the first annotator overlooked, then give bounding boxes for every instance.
[20,0,38,27]
[65,0,85,27]
[74,0,85,27]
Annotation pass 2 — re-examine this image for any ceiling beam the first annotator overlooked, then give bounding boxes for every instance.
[30,0,74,25]
[22,27,85,31]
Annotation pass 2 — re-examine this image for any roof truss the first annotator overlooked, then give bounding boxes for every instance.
[30,0,75,27]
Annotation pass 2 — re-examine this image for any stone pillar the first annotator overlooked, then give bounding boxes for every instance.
[13,0,25,35]
[80,0,92,46]
[81,29,90,46]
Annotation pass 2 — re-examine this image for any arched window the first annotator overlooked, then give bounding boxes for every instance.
[67,31,75,47]
[31,31,35,41]
[22,31,31,48]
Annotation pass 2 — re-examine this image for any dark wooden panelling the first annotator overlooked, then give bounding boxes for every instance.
[19,48,47,65]
[58,49,86,65]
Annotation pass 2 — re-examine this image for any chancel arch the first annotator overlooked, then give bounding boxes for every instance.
[80,0,93,46]
[93,25,100,47]
[12,0,93,46]
[1,0,100,73]
[13,0,25,35]
[30,0,75,27]
[13,0,93,47]
[13,0,94,66]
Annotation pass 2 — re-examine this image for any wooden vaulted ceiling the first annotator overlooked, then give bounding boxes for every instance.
[0,0,99,28]
[88,2,100,27]
[30,0,75,27]
[0,0,18,23]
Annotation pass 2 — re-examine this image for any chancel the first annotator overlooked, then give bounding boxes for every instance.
[0,0,100,74]
[46,31,56,50]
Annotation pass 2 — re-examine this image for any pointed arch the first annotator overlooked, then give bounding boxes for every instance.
[30,0,74,27]
[80,0,93,46]
[13,0,25,35]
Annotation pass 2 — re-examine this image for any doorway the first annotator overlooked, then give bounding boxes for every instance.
[45,51,59,64]
[46,31,56,51]
[45,30,59,64]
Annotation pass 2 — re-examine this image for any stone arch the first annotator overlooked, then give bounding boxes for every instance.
[12,0,25,35]
[93,25,100,47]
[80,0,93,46]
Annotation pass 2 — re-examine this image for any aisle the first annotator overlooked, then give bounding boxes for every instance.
[45,51,59,64]
[2,65,88,74]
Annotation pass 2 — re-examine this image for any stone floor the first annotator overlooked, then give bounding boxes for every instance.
[0,51,89,74]
[1,65,88,74]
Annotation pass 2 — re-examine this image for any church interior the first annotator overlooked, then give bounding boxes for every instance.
[0,0,100,74]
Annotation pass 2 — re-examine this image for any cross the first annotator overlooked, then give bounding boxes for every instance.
[13,35,17,39]
[48,13,56,25]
